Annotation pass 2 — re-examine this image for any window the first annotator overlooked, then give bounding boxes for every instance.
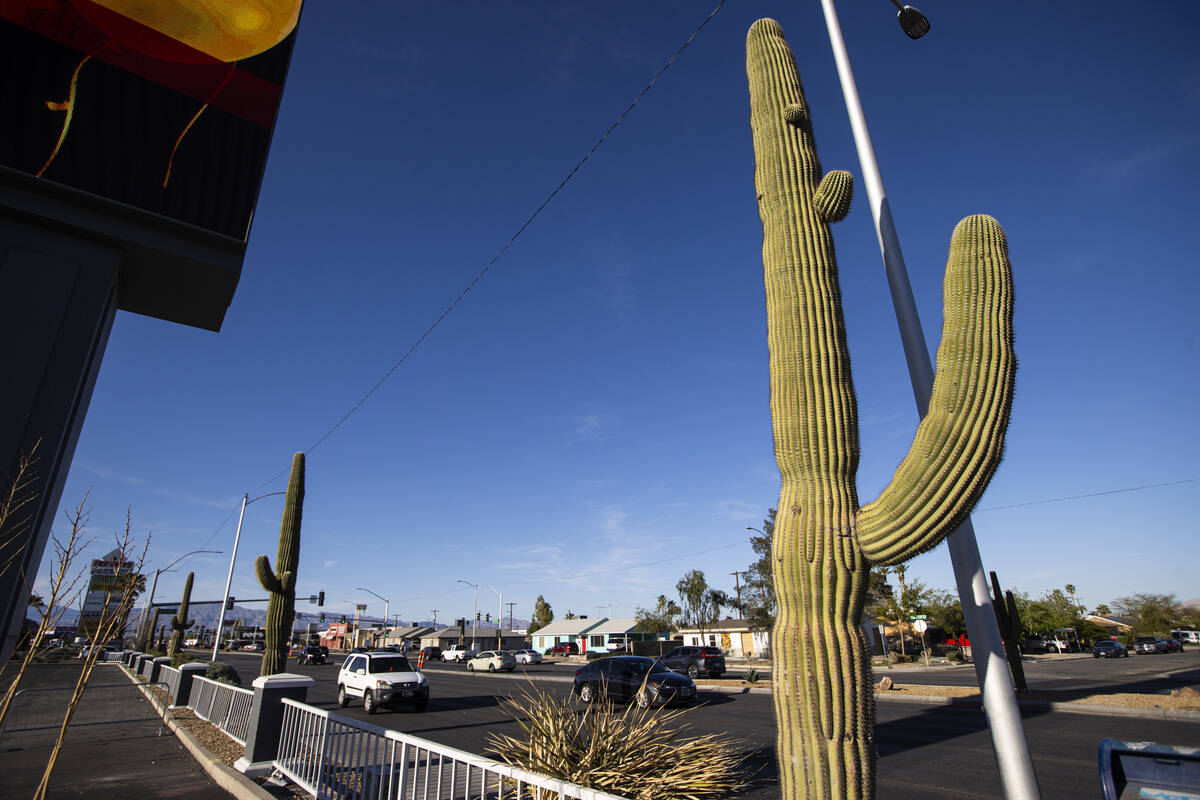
[554,636,561,645]
[708,635,717,647]
[590,635,604,647]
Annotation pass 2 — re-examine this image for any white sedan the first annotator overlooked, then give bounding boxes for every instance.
[512,649,543,664]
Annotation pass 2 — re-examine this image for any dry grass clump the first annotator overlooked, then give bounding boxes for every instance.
[487,682,749,800]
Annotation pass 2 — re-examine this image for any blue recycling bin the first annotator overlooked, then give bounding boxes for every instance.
[1100,738,1200,799]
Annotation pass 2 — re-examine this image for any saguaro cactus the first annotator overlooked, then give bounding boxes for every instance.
[255,452,304,676]
[746,19,1015,800]
[167,572,195,657]
[990,571,1028,692]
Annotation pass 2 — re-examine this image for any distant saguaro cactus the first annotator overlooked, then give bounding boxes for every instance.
[256,452,304,676]
[746,19,1015,800]
[167,572,195,657]
[138,607,161,652]
[990,571,1027,692]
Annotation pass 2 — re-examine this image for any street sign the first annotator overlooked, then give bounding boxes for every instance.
[912,619,928,633]
[909,614,927,620]
[356,604,367,612]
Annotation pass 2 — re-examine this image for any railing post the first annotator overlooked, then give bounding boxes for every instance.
[173,662,208,708]
[148,656,171,685]
[234,673,315,777]
[136,653,154,677]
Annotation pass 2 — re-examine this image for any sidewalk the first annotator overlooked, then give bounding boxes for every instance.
[0,662,238,800]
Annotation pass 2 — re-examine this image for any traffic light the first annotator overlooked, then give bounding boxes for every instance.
[485,612,490,623]
[319,613,325,622]
[318,590,325,607]
[476,612,481,621]
[225,596,235,611]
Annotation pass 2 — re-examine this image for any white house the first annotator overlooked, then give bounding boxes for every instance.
[530,617,606,653]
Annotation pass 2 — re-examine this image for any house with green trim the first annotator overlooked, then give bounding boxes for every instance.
[530,617,606,654]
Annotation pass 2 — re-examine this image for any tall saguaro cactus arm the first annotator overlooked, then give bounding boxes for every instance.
[256,452,304,676]
[168,572,195,656]
[746,18,1015,800]
[856,216,1015,565]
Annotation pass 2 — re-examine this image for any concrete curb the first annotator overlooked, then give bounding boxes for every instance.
[118,665,277,800]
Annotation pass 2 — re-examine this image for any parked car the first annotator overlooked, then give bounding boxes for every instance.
[296,645,326,665]
[1165,638,1184,653]
[337,651,429,714]
[572,656,697,708]
[441,644,476,662]
[1018,637,1049,654]
[417,646,442,661]
[659,645,726,678]
[512,649,543,664]
[466,650,516,673]
[243,642,265,652]
[545,642,579,657]
[1133,636,1170,655]
[1092,640,1128,658]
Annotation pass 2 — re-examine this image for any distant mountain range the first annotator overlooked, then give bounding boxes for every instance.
[36,604,529,635]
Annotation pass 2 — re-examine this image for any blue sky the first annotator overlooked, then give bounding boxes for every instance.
[36,1,1199,626]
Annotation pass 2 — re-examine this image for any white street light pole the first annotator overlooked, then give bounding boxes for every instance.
[138,549,221,645]
[357,587,390,643]
[816,2,1040,797]
[211,491,284,663]
[485,584,502,648]
[458,580,478,649]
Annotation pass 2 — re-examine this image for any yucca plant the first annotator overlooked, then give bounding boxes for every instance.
[487,681,748,800]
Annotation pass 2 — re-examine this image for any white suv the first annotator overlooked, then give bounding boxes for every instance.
[337,651,429,714]
[441,644,476,662]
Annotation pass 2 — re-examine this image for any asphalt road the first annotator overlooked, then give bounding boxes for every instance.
[876,648,1200,694]
[215,652,1200,799]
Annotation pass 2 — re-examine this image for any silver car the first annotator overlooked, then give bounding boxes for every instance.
[512,649,543,664]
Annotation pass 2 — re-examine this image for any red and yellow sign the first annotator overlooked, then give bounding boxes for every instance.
[1,0,302,240]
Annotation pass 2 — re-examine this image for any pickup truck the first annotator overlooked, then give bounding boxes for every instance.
[441,644,476,662]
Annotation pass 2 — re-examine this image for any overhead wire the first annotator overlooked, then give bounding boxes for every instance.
[248,0,729,495]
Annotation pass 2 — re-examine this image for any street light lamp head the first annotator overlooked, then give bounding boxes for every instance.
[895,4,930,39]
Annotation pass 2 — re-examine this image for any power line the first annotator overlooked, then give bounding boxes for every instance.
[976,477,1199,512]
[249,0,729,494]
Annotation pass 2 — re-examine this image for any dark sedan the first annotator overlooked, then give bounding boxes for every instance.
[572,656,697,708]
[1092,640,1127,658]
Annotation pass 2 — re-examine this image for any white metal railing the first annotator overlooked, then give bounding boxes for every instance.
[103,650,124,662]
[159,664,182,703]
[274,699,630,800]
[188,675,254,746]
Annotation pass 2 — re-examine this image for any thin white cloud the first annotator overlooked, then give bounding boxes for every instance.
[79,464,144,485]
[1103,134,1200,183]
[714,499,759,522]
[323,560,338,569]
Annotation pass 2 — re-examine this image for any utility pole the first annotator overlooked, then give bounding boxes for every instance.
[430,610,438,624]
[506,602,516,631]
[730,570,746,614]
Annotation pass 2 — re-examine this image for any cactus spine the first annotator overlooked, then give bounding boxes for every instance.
[167,572,195,657]
[746,19,1015,800]
[255,452,304,676]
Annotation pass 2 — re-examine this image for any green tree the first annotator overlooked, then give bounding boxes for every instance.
[1092,603,1112,617]
[742,510,776,630]
[564,610,577,620]
[635,595,681,634]
[867,564,930,655]
[1113,593,1183,636]
[530,595,553,633]
[921,589,965,636]
[676,570,721,636]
